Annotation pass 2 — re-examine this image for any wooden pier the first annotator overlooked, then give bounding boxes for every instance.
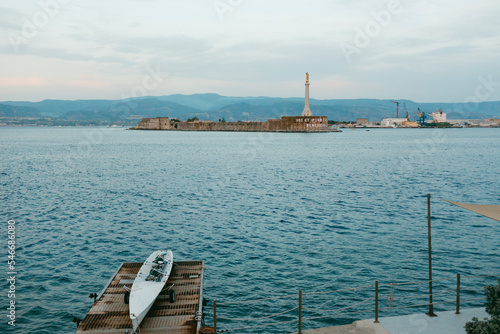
[76,260,205,334]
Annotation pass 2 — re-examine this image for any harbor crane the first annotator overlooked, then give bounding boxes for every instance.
[415,108,427,126]
[390,101,400,118]
[404,103,409,120]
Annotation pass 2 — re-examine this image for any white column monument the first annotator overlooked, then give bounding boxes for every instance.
[302,72,312,117]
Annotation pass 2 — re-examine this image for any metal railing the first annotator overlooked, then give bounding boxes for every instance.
[211,274,498,333]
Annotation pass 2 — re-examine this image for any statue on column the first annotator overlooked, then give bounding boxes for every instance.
[306,72,309,83]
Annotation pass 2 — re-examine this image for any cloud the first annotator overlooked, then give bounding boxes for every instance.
[110,35,213,57]
[0,76,47,87]
[0,6,26,29]
[1,0,500,101]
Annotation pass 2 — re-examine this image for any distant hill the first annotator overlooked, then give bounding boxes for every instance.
[0,103,42,117]
[156,93,248,111]
[1,94,499,124]
[2,99,114,117]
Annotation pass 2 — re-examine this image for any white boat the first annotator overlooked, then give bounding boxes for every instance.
[129,250,173,332]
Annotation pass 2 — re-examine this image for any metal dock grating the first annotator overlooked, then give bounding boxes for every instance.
[77,260,205,334]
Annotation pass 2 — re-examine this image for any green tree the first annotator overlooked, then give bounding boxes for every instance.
[465,279,500,334]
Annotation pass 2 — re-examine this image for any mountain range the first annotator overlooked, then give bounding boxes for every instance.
[1,94,499,125]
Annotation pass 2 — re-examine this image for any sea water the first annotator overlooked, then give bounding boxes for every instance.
[0,127,499,333]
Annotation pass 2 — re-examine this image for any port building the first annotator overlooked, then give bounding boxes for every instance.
[380,118,408,127]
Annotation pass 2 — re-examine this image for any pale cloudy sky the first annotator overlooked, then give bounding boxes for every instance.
[1,0,500,102]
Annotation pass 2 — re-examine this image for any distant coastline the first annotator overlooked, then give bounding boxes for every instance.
[2,94,500,127]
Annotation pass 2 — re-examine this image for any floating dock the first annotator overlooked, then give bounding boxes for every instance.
[76,260,205,334]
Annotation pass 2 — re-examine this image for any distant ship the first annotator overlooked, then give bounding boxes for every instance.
[431,109,447,123]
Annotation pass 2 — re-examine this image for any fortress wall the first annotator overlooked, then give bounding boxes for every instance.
[176,121,267,131]
[212,122,266,131]
[134,117,173,130]
[135,117,160,130]
[158,117,173,130]
[176,121,214,131]
[133,116,331,132]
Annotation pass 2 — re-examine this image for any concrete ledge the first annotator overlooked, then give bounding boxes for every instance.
[379,308,488,334]
[298,319,389,334]
[297,308,487,334]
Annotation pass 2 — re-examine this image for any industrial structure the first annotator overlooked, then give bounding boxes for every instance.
[380,118,408,127]
[431,109,447,123]
[415,108,427,126]
[390,101,400,118]
[379,104,451,128]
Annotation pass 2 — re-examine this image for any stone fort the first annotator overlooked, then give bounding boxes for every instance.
[131,73,335,132]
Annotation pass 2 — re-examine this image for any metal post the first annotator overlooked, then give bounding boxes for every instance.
[89,293,98,303]
[213,300,217,332]
[456,273,461,314]
[298,290,302,334]
[375,281,379,323]
[426,194,437,317]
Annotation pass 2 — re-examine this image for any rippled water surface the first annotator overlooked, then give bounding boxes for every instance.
[1,127,499,333]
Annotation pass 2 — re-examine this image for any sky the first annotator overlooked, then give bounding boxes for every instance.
[1,0,500,102]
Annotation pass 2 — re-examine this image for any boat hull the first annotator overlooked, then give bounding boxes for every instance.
[129,250,173,331]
